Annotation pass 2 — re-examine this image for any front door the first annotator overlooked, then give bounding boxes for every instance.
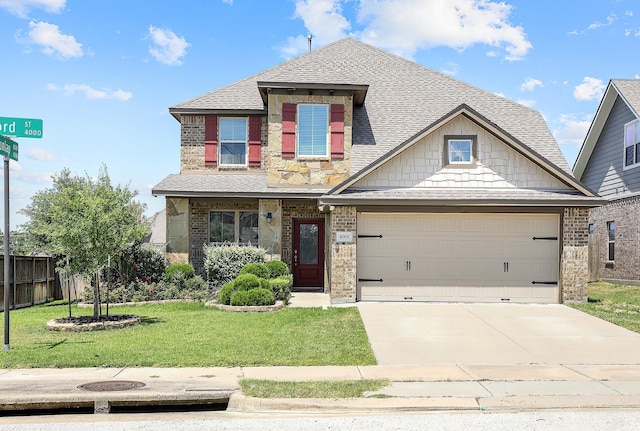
[293,219,324,289]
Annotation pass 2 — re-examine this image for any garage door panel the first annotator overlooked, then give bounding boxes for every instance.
[357,213,559,303]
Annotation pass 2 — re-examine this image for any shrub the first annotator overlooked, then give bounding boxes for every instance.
[166,263,195,282]
[218,282,236,306]
[117,242,168,285]
[239,263,270,279]
[204,244,266,287]
[270,275,293,303]
[264,260,290,278]
[233,273,264,291]
[231,288,275,306]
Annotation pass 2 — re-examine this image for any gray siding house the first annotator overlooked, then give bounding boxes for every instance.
[574,79,640,283]
[153,38,602,304]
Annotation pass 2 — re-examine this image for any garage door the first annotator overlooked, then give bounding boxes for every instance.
[357,213,560,303]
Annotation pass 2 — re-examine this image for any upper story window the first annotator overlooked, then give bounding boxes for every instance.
[219,118,247,166]
[297,104,329,157]
[624,119,640,169]
[607,221,615,261]
[444,135,477,166]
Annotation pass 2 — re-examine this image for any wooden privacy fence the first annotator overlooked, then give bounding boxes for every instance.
[0,255,59,311]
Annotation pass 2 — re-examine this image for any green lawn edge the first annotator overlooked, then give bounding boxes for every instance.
[569,281,640,334]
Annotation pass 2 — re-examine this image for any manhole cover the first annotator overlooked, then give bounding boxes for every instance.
[78,380,146,392]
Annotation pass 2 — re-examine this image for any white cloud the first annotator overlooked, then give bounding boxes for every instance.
[148,25,189,66]
[221,0,233,4]
[27,21,82,59]
[356,0,532,60]
[48,83,133,101]
[12,170,54,184]
[520,77,543,92]
[588,13,617,30]
[553,114,592,147]
[26,147,56,161]
[441,61,458,76]
[573,77,606,101]
[280,0,351,57]
[0,0,65,17]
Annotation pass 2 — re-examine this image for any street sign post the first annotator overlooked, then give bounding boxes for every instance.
[0,135,19,161]
[2,116,41,351]
[0,117,43,139]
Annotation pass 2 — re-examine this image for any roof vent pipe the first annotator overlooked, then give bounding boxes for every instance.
[307,34,312,52]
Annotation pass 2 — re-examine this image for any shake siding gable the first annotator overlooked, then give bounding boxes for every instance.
[248,116,262,167]
[204,115,218,166]
[282,103,296,158]
[582,96,638,197]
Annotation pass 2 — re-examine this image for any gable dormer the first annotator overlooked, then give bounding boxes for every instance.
[257,82,367,187]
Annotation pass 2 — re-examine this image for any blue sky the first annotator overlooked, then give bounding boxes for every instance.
[0,0,638,229]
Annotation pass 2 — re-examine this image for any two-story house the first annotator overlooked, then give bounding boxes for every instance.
[153,38,603,304]
[574,79,640,284]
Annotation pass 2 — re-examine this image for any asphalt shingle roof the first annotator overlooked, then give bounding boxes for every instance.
[613,79,640,117]
[170,38,571,175]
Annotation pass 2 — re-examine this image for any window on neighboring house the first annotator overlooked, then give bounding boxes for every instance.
[297,104,329,157]
[444,135,477,165]
[209,211,258,244]
[607,221,615,261]
[219,118,247,166]
[588,223,594,234]
[624,120,640,169]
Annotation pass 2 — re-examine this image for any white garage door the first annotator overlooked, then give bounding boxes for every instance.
[357,213,560,303]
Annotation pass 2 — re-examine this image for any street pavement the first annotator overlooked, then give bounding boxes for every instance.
[1,294,640,415]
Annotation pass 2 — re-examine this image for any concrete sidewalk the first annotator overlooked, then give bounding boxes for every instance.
[1,364,640,414]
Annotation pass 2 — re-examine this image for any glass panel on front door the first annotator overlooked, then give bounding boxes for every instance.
[299,224,319,265]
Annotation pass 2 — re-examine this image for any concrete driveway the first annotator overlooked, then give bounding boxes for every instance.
[357,303,640,365]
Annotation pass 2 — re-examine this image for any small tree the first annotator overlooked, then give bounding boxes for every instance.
[20,165,149,318]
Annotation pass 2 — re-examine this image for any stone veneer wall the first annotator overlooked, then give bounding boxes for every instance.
[561,207,589,302]
[589,196,640,282]
[189,198,259,275]
[179,115,268,172]
[329,206,357,303]
[267,93,352,186]
[281,200,325,289]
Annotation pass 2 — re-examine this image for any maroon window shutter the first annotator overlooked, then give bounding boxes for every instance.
[330,104,344,159]
[282,103,296,158]
[248,116,262,167]
[204,115,218,166]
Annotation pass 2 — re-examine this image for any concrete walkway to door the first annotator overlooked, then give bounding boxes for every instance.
[357,302,640,365]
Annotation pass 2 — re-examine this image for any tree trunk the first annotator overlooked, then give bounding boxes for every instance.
[93,272,100,318]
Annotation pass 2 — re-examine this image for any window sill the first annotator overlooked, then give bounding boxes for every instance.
[445,162,477,169]
[605,261,615,269]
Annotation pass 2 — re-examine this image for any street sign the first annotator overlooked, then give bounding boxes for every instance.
[0,117,43,139]
[0,135,18,161]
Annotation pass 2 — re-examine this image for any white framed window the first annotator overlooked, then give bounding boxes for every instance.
[219,117,247,166]
[623,119,640,169]
[297,104,329,157]
[444,135,477,165]
[209,211,258,244]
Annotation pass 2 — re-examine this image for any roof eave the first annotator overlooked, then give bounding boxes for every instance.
[168,107,267,121]
[256,81,369,105]
[318,196,607,207]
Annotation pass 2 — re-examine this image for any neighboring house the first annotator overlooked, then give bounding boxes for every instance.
[153,38,602,304]
[574,79,640,284]
[142,209,167,250]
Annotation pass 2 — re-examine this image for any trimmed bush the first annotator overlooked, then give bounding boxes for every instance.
[239,263,270,279]
[233,273,264,291]
[231,288,275,306]
[265,260,289,278]
[218,282,236,306]
[204,244,266,287]
[166,263,195,282]
[270,275,293,303]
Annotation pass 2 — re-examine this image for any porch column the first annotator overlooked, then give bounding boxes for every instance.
[330,205,357,303]
[561,207,589,302]
[166,197,189,264]
[259,199,282,259]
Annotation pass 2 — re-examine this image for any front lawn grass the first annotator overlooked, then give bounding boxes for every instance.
[0,302,376,368]
[569,281,640,333]
[240,378,389,398]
